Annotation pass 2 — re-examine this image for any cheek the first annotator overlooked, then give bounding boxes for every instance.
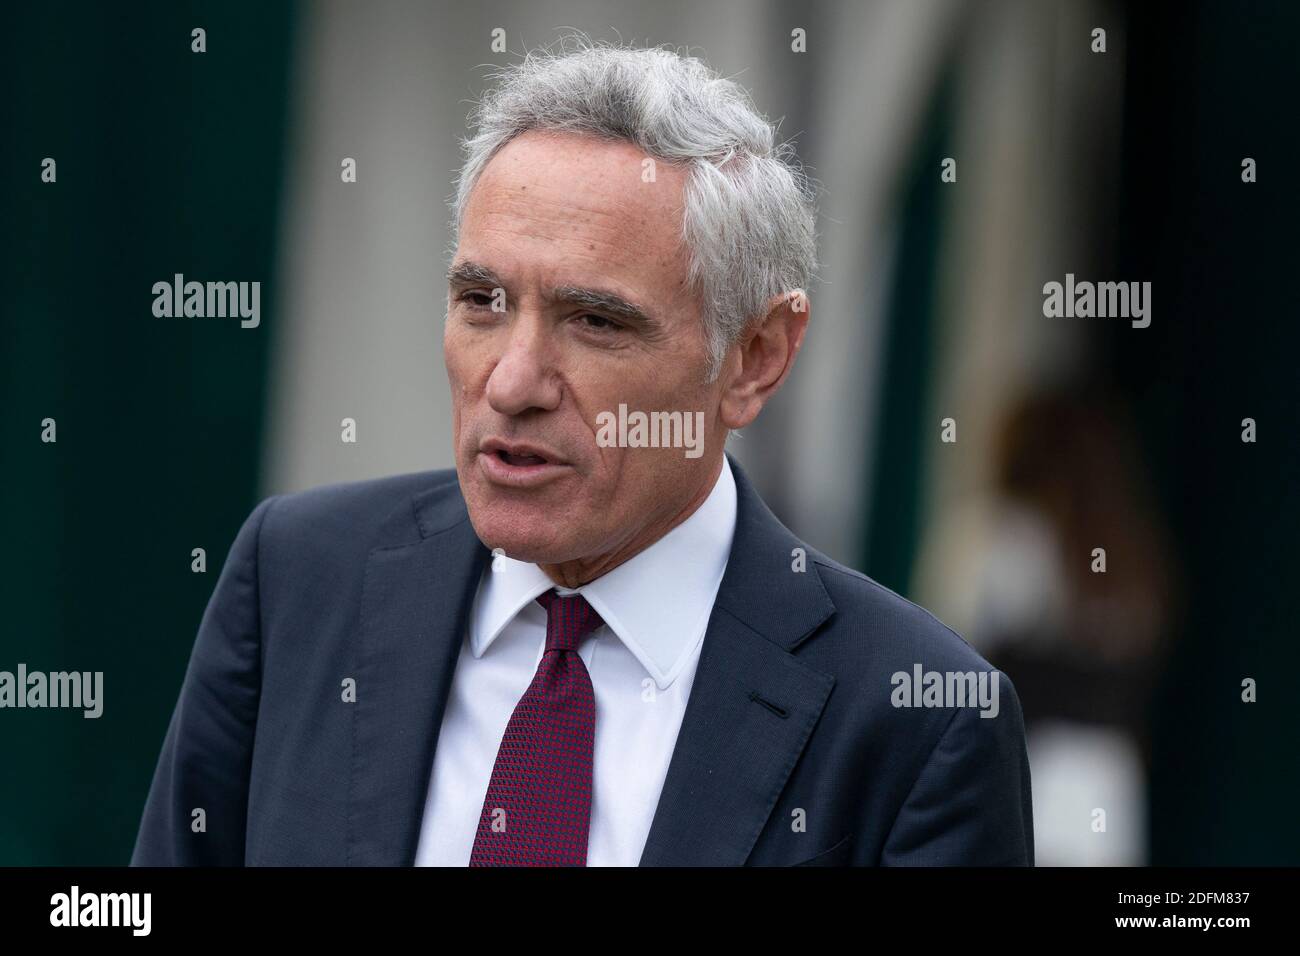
[577,359,664,410]
[444,335,486,446]
[444,328,491,392]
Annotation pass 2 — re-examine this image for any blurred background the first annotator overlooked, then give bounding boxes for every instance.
[2,0,1297,865]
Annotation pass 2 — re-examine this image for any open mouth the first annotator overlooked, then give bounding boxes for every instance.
[496,450,548,467]
[478,440,568,486]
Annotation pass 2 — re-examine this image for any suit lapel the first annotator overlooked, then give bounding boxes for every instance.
[348,479,489,865]
[638,455,837,866]
[344,458,835,866]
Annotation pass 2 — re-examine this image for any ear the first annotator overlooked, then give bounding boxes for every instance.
[719,290,811,430]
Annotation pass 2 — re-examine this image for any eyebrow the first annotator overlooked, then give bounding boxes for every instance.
[447,260,662,335]
[550,285,658,332]
[446,261,503,287]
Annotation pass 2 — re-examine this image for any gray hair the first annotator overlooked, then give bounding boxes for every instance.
[451,38,818,379]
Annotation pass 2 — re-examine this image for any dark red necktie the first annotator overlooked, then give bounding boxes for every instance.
[469,590,604,866]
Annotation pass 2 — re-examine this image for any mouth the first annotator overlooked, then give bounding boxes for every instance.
[496,449,549,467]
[477,439,570,488]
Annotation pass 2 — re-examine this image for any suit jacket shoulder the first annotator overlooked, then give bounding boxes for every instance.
[807,548,997,675]
[748,543,1034,866]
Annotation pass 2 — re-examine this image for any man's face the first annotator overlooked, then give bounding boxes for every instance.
[445,130,726,573]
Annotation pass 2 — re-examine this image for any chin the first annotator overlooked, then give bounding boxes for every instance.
[466,503,577,565]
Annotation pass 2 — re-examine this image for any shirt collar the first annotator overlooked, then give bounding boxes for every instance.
[469,456,738,690]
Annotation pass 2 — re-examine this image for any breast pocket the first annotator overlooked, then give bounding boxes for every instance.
[790,833,853,867]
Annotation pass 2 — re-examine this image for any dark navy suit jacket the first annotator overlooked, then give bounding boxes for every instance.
[131,454,1033,866]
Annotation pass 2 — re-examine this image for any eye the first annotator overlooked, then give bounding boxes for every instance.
[577,313,620,332]
[457,290,495,309]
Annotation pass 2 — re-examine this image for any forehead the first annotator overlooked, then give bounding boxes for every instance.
[457,130,692,298]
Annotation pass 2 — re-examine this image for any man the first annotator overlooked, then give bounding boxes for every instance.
[132,41,1033,867]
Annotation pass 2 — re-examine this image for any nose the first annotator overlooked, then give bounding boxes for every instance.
[484,311,562,416]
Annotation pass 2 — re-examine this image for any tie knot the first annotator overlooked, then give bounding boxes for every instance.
[536,590,604,652]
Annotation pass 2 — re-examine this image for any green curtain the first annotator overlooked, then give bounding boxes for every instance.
[0,1,296,864]
[861,71,955,595]
[1120,0,1300,865]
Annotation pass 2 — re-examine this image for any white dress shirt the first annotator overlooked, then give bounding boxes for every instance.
[414,456,737,866]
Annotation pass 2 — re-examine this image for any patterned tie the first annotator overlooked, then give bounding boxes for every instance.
[469,590,604,866]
